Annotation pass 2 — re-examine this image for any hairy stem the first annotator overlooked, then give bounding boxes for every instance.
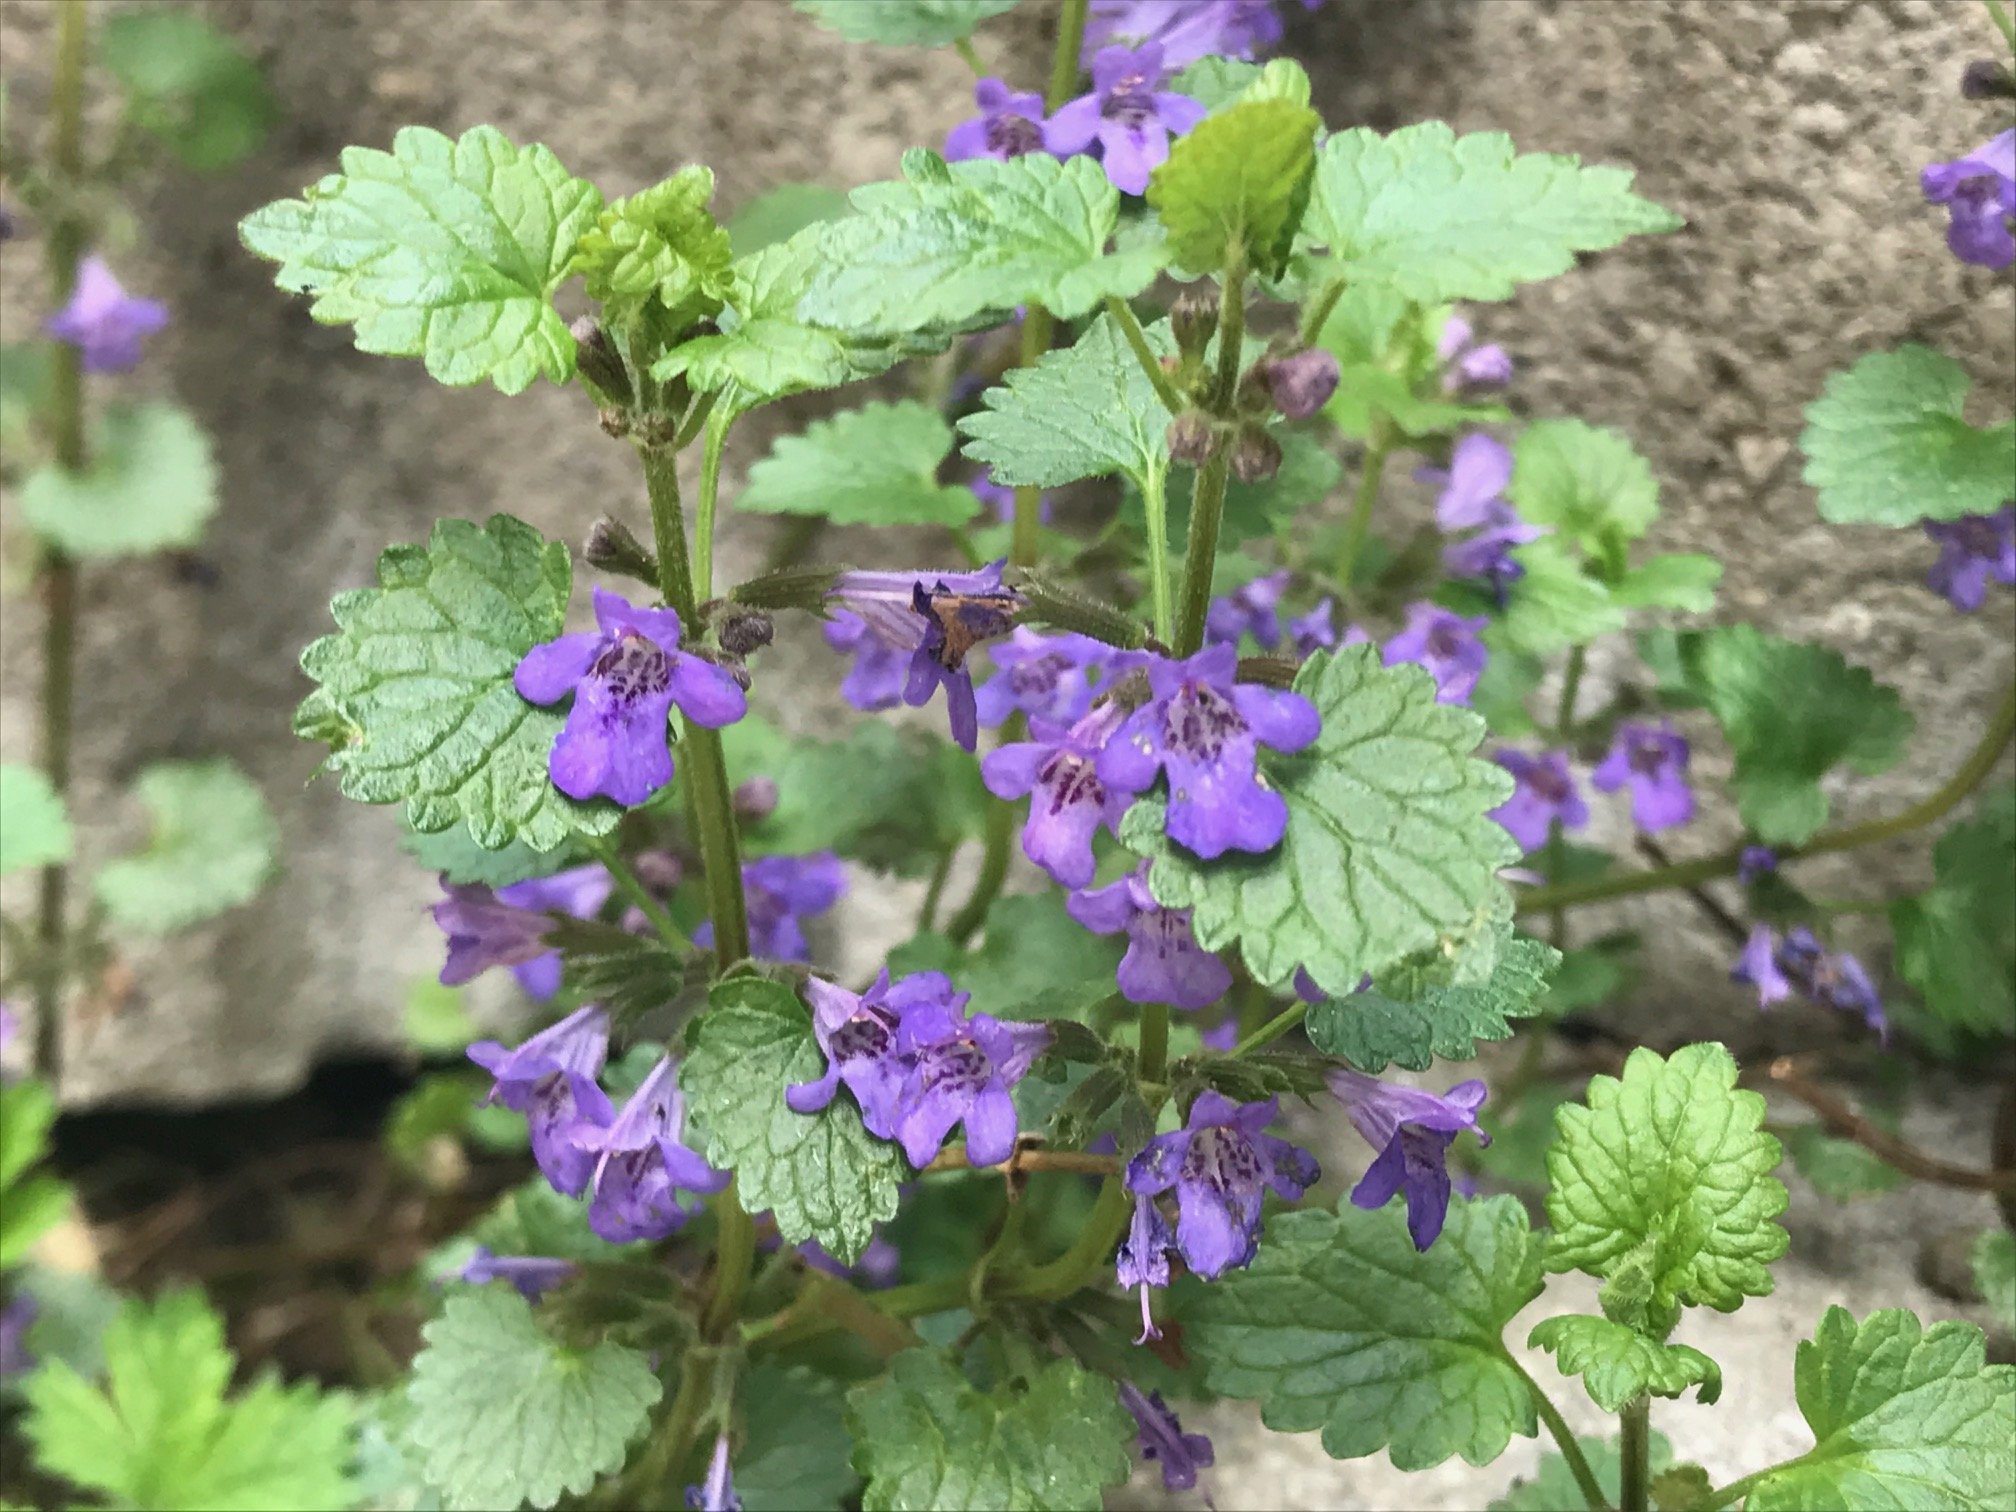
[1699,1462,1797,1512]
[924,1144,1123,1176]
[693,406,733,603]
[1001,1176,1131,1302]
[1011,307,1055,567]
[1298,274,1348,347]
[944,797,1014,945]
[584,835,689,952]
[1047,0,1091,109]
[701,1179,756,1339]
[953,35,986,76]
[1232,1000,1308,1057]
[1140,460,1174,644]
[1763,1056,2016,1193]
[1172,255,1248,657]
[1509,1357,1608,1512]
[1619,1395,1651,1512]
[1334,412,1394,590]
[918,847,954,932]
[1986,0,2016,51]
[1138,1003,1169,1084]
[1516,677,2016,914]
[1103,292,1185,414]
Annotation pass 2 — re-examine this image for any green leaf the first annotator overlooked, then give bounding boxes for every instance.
[847,1350,1133,1511]
[1148,96,1320,278]
[19,401,218,558]
[0,764,71,876]
[1799,346,2016,526]
[727,182,853,258]
[570,167,733,327]
[1746,1307,2016,1511]
[1612,553,1722,613]
[958,311,1174,491]
[100,9,272,172]
[94,759,279,934]
[1890,790,2015,1037]
[682,977,906,1264]
[1972,1230,2016,1334]
[1170,56,1311,111]
[1529,1315,1722,1411]
[295,514,616,852]
[1,342,52,452]
[239,125,603,394]
[1489,1434,1674,1511]
[798,151,1165,334]
[400,821,582,889]
[468,1178,623,1267]
[1121,644,1518,995]
[1302,122,1680,305]
[793,0,1019,46]
[1545,1043,1787,1330]
[20,1289,357,1511]
[1487,537,1626,658]
[1327,363,1503,442]
[1511,419,1661,550]
[15,1264,122,1384]
[1782,1124,1904,1201]
[0,1174,70,1269]
[407,1288,659,1511]
[1190,1195,1543,1469]
[0,1077,57,1196]
[1659,626,1913,846]
[737,401,978,526]
[1308,928,1558,1071]
[896,892,1123,1023]
[737,1364,859,1512]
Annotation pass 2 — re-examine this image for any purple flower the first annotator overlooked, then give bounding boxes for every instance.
[1419,434,1540,598]
[458,1246,576,1301]
[44,255,168,373]
[973,628,1115,728]
[1257,349,1340,420]
[1592,720,1694,833]
[970,472,1051,525]
[1067,863,1232,1009]
[1126,1091,1318,1279]
[1119,1382,1215,1494]
[695,853,846,963]
[1490,749,1589,852]
[1780,928,1887,1040]
[797,1233,901,1289]
[1925,506,2016,611]
[0,1293,36,1380]
[945,78,1051,162]
[1922,129,2016,268]
[685,1431,741,1512]
[1289,598,1337,659]
[1436,314,1514,392]
[1383,603,1490,706]
[1204,570,1288,651]
[1086,0,1285,68]
[502,865,615,998]
[823,611,912,710]
[1731,925,1792,1008]
[1045,44,1207,195]
[1738,846,1778,884]
[826,564,1023,752]
[516,587,747,807]
[982,704,1132,888]
[1116,1190,1179,1340]
[787,970,960,1140]
[889,999,1048,1168]
[1328,1069,1488,1251]
[467,1007,610,1197]
[1097,644,1320,859]
[572,1056,729,1243]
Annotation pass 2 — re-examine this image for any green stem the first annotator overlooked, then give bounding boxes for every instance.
[1508,1357,1609,1512]
[1547,648,1585,945]
[585,836,689,952]
[953,35,986,76]
[1232,1001,1306,1058]
[1699,1462,1797,1512]
[626,1348,712,1505]
[1620,1395,1651,1512]
[702,1179,756,1340]
[1001,1176,1130,1302]
[1517,677,2016,914]
[1012,308,1056,567]
[1140,460,1173,643]
[1047,0,1091,109]
[693,406,733,603]
[944,795,1014,946]
[1103,293,1185,414]
[1171,250,1248,657]
[1138,1003,1169,1084]
[1555,645,1586,741]
[1298,274,1348,347]
[1334,413,1394,590]
[918,847,955,932]
[1985,0,2016,51]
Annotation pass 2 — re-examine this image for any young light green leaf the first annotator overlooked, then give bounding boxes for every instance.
[1800,345,2016,526]
[239,125,603,394]
[1612,553,1722,613]
[1122,645,1519,996]
[20,402,218,559]
[100,9,273,172]
[1972,1230,2016,1334]
[1489,1434,1674,1512]
[1528,1314,1723,1412]
[794,0,1019,46]
[0,1077,57,1196]
[1511,418,1661,550]
[1307,929,1559,1072]
[798,151,1165,334]
[737,401,978,526]
[847,1350,1133,1511]
[1302,122,1681,304]
[682,977,906,1263]
[570,166,734,327]
[406,1288,659,1511]
[1781,1124,1904,1201]
[1148,96,1320,278]
[20,1289,358,1511]
[0,1172,69,1269]
[1746,1308,2015,1512]
[0,764,71,876]
[958,311,1174,490]
[737,1363,860,1512]
[1488,537,1626,658]
[1327,363,1503,442]
[94,760,279,934]
[727,182,853,257]
[295,514,616,852]
[1172,56,1311,111]
[1190,1196,1543,1470]
[1890,790,2014,1037]
[1545,1043,1788,1330]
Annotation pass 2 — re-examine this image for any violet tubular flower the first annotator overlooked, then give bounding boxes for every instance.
[572,1056,729,1243]
[1119,1382,1216,1494]
[1204,570,1288,651]
[1383,603,1490,705]
[1436,314,1514,392]
[1489,749,1589,852]
[1781,928,1888,1041]
[1098,644,1319,859]
[826,564,1022,752]
[457,1246,576,1302]
[823,611,912,711]
[1922,128,2016,269]
[970,472,1051,526]
[0,1293,36,1380]
[982,704,1131,889]
[1067,863,1232,1009]
[889,998,1048,1168]
[685,1431,741,1512]
[44,255,168,373]
[945,78,1051,163]
[1420,433,1540,598]
[1738,846,1779,884]
[1086,0,1285,68]
[973,628,1114,728]
[1731,925,1792,1008]
[1116,1191,1179,1341]
[1924,506,2016,611]
[467,1006,610,1197]
[516,587,747,807]
[1126,1091,1318,1280]
[1289,598,1338,659]
[462,864,615,999]
[1328,1069,1488,1251]
[695,852,845,963]
[787,970,959,1140]
[1592,719,1694,833]
[1045,43,1206,195]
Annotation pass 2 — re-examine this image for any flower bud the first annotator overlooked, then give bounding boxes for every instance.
[1258,348,1340,420]
[733,776,780,823]
[632,850,684,893]
[583,517,657,583]
[1231,424,1283,484]
[1961,58,2016,99]
[569,316,633,409]
[1170,289,1215,360]
[717,607,775,658]
[1166,410,1216,466]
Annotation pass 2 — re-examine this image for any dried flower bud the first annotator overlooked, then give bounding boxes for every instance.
[1961,58,2016,99]
[1231,424,1283,484]
[1166,410,1216,466]
[717,607,775,658]
[583,517,657,583]
[734,776,780,823]
[1258,348,1340,420]
[1170,289,1215,359]
[569,316,633,408]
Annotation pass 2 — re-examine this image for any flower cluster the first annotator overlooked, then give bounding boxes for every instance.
[1732,926,1886,1040]
[1419,433,1542,602]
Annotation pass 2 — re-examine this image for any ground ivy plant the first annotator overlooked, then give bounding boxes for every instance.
[10,1,2015,1510]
